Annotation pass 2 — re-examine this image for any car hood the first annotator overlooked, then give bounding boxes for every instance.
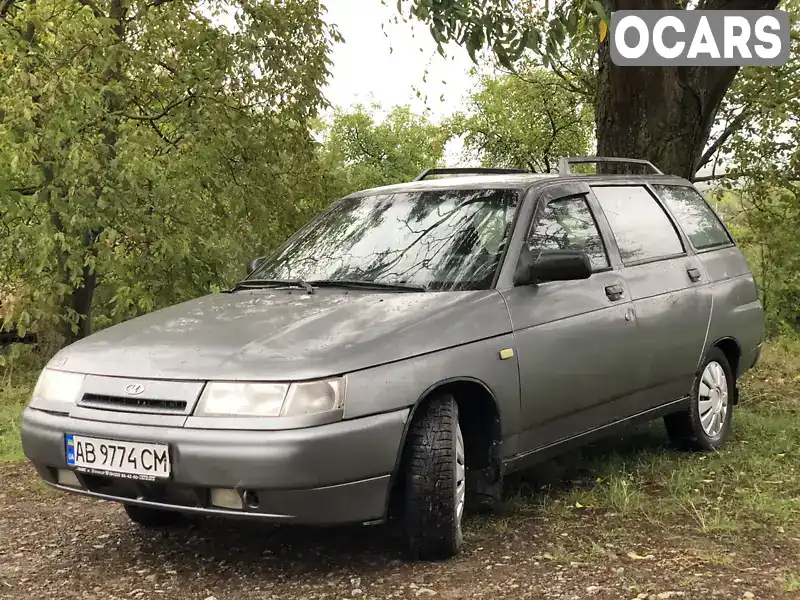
[53,288,512,380]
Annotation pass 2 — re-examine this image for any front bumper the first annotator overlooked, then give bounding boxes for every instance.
[21,406,409,525]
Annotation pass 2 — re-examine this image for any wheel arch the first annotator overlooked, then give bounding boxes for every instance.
[710,336,742,378]
[707,336,742,405]
[384,376,503,519]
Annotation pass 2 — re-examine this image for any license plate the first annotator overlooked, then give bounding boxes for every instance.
[65,434,170,481]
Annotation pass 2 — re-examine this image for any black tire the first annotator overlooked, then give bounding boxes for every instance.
[124,504,185,527]
[664,347,734,451]
[403,394,464,560]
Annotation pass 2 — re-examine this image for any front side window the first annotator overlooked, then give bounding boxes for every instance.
[528,196,609,270]
[592,186,684,264]
[653,185,732,250]
[250,188,520,291]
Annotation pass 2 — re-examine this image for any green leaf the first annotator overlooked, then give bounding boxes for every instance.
[588,0,607,21]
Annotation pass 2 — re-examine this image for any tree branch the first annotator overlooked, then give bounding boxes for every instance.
[693,172,743,183]
[496,62,589,98]
[146,119,182,148]
[694,108,751,173]
[119,90,194,121]
[0,0,17,18]
[350,123,383,163]
[540,109,559,173]
[9,185,39,195]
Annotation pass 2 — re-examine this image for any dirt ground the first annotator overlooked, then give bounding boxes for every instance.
[1,462,798,600]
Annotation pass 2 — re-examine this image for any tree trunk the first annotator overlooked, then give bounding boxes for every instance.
[64,263,97,344]
[596,0,780,179]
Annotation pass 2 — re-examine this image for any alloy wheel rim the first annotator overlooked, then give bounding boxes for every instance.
[455,423,466,529]
[699,361,729,437]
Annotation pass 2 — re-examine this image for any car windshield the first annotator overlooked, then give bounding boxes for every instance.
[249,188,520,291]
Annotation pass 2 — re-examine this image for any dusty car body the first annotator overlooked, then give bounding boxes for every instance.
[21,157,764,559]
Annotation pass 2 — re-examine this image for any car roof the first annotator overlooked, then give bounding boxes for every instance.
[346,173,694,198]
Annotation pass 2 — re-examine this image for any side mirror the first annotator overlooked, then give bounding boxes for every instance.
[514,247,592,286]
[247,257,265,274]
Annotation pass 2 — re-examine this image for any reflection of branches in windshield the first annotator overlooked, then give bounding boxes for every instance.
[262,196,396,280]
[346,214,467,282]
[254,188,519,291]
[396,194,494,235]
[387,212,478,284]
[358,196,495,280]
[381,229,454,283]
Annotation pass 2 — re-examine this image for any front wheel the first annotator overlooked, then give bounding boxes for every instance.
[403,394,465,560]
[664,347,734,451]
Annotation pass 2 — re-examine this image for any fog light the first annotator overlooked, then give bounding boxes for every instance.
[57,469,81,488]
[210,488,242,510]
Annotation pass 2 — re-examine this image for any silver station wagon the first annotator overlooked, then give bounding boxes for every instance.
[22,157,764,559]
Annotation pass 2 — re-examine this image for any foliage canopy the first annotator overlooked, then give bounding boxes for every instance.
[451,68,593,173]
[317,104,450,199]
[0,0,339,340]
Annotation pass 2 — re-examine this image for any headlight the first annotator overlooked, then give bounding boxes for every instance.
[194,377,345,418]
[30,368,85,406]
[280,378,345,417]
[195,382,289,417]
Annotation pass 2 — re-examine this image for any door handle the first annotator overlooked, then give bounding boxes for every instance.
[687,268,702,282]
[605,284,625,301]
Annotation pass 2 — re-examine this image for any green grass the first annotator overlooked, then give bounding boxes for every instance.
[0,345,45,462]
[529,404,800,536]
[0,370,36,462]
[782,572,800,593]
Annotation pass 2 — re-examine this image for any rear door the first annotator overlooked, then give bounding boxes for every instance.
[652,183,765,374]
[590,184,713,408]
[502,183,641,452]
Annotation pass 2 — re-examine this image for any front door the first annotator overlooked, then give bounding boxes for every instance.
[501,185,642,453]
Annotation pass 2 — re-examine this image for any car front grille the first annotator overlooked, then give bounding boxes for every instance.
[80,393,187,413]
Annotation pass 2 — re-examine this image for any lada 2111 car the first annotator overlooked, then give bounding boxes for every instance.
[22,157,764,559]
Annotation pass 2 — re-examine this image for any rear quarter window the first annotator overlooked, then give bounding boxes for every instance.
[652,185,732,250]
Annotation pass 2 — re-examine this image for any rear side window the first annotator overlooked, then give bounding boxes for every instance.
[653,185,732,250]
[528,196,609,270]
[592,186,684,264]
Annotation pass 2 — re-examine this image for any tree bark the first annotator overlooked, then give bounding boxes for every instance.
[66,260,98,343]
[595,0,780,179]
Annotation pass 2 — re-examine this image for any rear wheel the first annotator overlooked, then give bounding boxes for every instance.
[403,394,465,560]
[664,347,734,451]
[124,504,185,527]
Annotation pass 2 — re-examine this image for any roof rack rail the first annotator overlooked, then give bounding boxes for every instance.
[558,156,663,176]
[414,167,529,181]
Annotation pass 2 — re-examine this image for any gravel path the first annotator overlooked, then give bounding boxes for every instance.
[1,462,797,600]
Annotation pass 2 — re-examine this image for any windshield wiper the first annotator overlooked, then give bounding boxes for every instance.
[308,279,427,292]
[228,279,316,294]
